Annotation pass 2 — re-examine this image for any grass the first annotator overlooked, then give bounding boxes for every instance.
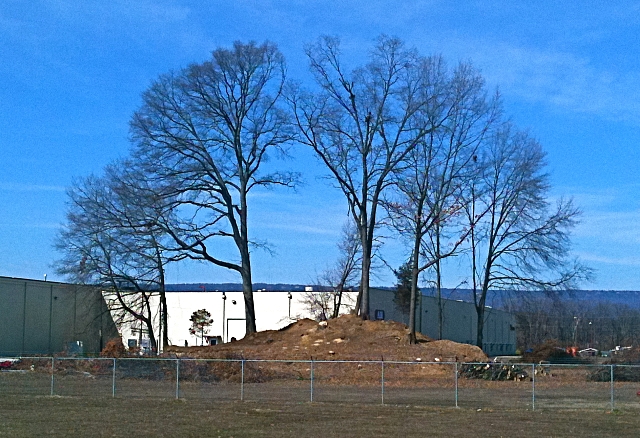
[4,363,640,436]
[1,396,640,437]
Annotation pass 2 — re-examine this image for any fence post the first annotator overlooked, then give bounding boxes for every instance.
[112,358,116,398]
[50,357,55,396]
[610,364,615,411]
[454,362,459,408]
[175,359,180,400]
[381,359,385,405]
[241,359,245,401]
[310,358,314,403]
[531,363,536,411]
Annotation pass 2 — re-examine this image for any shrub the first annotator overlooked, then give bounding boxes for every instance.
[100,338,127,358]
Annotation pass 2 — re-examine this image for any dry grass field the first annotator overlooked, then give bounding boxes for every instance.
[4,316,640,436]
[1,396,640,437]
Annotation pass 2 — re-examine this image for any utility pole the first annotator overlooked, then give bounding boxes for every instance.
[222,291,227,343]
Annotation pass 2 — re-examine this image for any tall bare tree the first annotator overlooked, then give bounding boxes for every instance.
[463,123,590,350]
[130,41,297,335]
[384,62,500,343]
[291,35,445,319]
[55,163,179,352]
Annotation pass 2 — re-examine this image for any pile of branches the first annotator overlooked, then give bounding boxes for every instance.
[588,366,640,382]
[459,363,529,381]
[521,340,575,364]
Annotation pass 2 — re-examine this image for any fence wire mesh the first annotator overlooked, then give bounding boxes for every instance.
[2,357,640,410]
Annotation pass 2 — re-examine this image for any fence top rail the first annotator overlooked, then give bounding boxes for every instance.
[9,357,639,368]
[508,362,621,368]
[241,359,458,365]
[0,357,56,362]
[45,357,115,361]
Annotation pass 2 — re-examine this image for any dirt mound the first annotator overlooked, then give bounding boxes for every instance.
[165,314,487,363]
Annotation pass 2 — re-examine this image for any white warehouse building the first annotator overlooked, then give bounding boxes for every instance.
[120,286,356,350]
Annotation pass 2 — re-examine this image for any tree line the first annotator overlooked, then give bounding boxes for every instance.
[505,295,640,351]
[55,36,589,351]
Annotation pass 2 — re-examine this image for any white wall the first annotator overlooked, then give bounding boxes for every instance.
[119,290,357,350]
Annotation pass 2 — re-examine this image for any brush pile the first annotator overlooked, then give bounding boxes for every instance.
[459,363,529,381]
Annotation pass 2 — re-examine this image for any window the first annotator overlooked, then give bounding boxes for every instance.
[374,309,385,320]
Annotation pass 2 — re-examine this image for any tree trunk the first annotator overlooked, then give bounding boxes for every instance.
[359,222,372,320]
[159,288,168,349]
[475,282,490,350]
[475,306,485,351]
[141,292,158,353]
[332,286,343,319]
[354,287,362,316]
[435,228,443,340]
[436,259,443,341]
[360,258,371,320]
[157,252,169,349]
[241,266,257,334]
[409,233,421,344]
[239,183,257,335]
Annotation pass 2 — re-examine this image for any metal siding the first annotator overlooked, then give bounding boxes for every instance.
[369,288,410,325]
[0,279,26,355]
[50,284,76,353]
[0,277,120,355]
[370,288,517,355]
[23,283,52,353]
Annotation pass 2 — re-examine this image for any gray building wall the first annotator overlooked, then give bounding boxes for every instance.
[0,276,119,356]
[369,288,516,356]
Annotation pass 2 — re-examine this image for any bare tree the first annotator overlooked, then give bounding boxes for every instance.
[384,62,499,343]
[463,123,590,350]
[300,221,360,320]
[325,221,361,318]
[55,163,180,352]
[130,41,297,335]
[291,35,444,319]
[503,291,640,351]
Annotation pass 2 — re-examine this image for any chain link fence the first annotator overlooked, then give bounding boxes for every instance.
[2,357,640,410]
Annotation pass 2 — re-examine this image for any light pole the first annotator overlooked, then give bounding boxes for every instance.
[287,292,292,319]
[222,292,226,343]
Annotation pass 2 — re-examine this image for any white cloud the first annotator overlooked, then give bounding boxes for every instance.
[575,252,640,268]
[450,40,640,125]
[575,209,640,245]
[258,221,339,236]
[548,186,640,272]
[0,182,65,192]
[0,222,60,229]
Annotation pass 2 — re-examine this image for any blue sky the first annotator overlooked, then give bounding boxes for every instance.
[1,1,640,289]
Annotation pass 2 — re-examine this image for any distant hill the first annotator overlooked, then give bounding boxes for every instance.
[165,283,353,292]
[421,288,640,309]
[166,283,640,308]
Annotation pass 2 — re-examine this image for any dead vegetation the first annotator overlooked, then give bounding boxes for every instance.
[1,315,488,385]
[164,314,488,363]
[521,340,574,363]
[158,314,488,386]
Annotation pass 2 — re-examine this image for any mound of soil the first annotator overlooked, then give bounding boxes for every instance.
[166,314,487,363]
